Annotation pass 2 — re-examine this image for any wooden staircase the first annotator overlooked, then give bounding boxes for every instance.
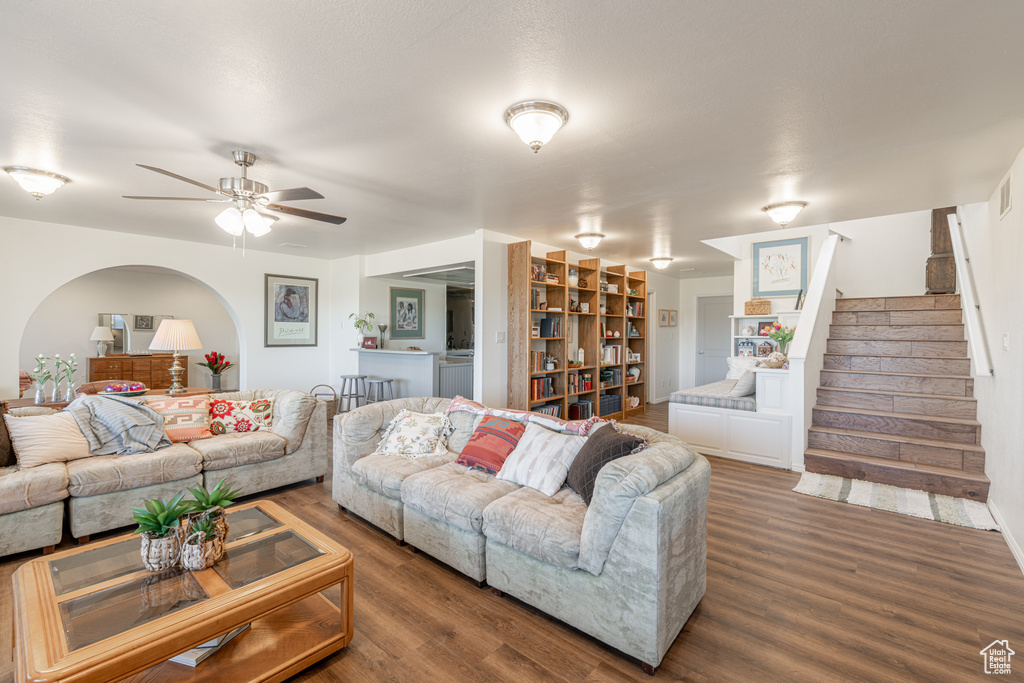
[804,294,990,501]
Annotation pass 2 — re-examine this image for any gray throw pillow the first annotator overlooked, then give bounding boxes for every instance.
[566,424,643,505]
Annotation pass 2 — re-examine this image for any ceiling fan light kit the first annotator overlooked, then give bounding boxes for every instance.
[762,201,807,227]
[574,232,605,251]
[505,100,569,153]
[4,166,70,199]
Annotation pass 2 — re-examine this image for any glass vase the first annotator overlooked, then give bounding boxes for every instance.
[51,381,61,403]
[64,380,76,402]
[34,382,46,405]
[778,341,790,357]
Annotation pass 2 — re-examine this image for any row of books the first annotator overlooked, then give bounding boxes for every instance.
[534,317,563,338]
[568,372,593,394]
[533,403,562,418]
[626,301,645,316]
[601,344,622,365]
[531,376,557,401]
[600,367,623,388]
[627,322,642,337]
[530,350,551,373]
[568,400,595,420]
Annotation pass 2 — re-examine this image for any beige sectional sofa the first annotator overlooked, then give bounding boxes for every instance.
[0,389,326,556]
[333,397,710,673]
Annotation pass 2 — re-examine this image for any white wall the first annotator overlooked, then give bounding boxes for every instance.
[0,216,334,397]
[476,229,519,406]
[20,268,240,391]
[647,271,682,402]
[960,148,1024,574]
[677,275,734,390]
[832,211,931,298]
[360,276,447,352]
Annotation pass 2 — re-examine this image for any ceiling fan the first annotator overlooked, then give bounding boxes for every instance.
[123,150,346,237]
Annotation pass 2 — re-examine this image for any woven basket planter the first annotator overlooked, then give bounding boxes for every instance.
[140,530,182,571]
[181,535,224,571]
[744,297,771,315]
[182,507,229,562]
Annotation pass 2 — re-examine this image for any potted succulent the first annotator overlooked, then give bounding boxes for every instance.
[183,479,238,560]
[543,354,557,371]
[180,516,222,571]
[195,351,234,392]
[132,493,192,571]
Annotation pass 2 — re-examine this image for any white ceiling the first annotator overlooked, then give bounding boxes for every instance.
[3,1,1024,277]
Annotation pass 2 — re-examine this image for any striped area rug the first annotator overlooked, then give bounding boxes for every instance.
[793,472,999,531]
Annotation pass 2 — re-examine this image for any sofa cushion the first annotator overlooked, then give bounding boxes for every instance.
[4,412,92,469]
[566,423,645,505]
[456,415,526,474]
[209,398,274,434]
[66,443,202,497]
[497,423,587,496]
[217,390,317,454]
[146,395,213,443]
[337,397,454,470]
[350,451,457,501]
[188,431,288,471]
[482,486,587,570]
[402,462,520,533]
[0,463,69,515]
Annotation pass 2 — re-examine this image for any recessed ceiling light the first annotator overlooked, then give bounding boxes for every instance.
[575,232,605,251]
[762,201,807,227]
[4,166,70,199]
[649,257,674,270]
[505,101,569,153]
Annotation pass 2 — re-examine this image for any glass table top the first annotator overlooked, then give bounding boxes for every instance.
[214,530,322,589]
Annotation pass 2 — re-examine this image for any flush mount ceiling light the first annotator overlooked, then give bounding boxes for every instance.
[4,166,70,199]
[575,232,605,251]
[505,100,569,153]
[762,201,807,227]
[649,257,674,270]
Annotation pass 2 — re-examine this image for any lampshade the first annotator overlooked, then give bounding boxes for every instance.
[243,208,273,236]
[215,207,245,236]
[575,232,605,251]
[149,319,203,351]
[762,201,807,227]
[505,101,569,153]
[4,166,70,199]
[649,257,674,270]
[89,326,114,342]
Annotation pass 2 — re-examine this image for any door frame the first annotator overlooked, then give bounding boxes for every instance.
[693,293,734,387]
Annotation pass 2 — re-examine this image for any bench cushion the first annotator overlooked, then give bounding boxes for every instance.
[669,380,756,412]
[483,486,587,570]
[189,431,287,471]
[350,451,457,501]
[0,463,69,514]
[403,462,519,533]
[66,443,202,497]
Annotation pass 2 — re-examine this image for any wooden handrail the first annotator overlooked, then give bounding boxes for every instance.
[947,211,994,376]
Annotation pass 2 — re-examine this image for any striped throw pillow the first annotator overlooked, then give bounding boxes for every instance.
[147,395,213,443]
[456,416,526,474]
[497,422,587,496]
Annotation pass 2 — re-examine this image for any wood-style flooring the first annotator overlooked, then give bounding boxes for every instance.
[3,401,1022,682]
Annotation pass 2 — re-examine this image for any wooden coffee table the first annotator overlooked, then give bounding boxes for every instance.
[11,500,353,682]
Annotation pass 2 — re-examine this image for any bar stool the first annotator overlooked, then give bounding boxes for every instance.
[365,378,396,404]
[338,375,368,413]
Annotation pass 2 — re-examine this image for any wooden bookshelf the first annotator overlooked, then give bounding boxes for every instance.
[508,242,647,421]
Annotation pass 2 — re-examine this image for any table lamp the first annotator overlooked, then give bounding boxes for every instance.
[90,326,115,357]
[149,319,203,395]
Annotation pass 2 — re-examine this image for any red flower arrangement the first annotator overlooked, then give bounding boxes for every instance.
[196,352,234,375]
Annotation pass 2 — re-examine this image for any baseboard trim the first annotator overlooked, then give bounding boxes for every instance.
[791,463,806,473]
[653,396,671,404]
[988,499,1024,578]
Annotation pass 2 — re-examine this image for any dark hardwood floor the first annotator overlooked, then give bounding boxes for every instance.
[3,400,1022,682]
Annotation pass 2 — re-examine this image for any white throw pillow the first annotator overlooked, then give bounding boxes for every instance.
[497,422,587,496]
[726,356,758,380]
[729,369,756,397]
[374,409,453,458]
[4,412,92,469]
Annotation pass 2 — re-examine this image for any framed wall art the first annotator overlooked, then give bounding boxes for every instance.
[669,310,678,327]
[659,309,669,327]
[265,273,318,347]
[390,287,425,339]
[133,315,154,331]
[752,237,808,297]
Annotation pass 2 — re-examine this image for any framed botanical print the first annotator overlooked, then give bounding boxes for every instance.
[265,273,318,347]
[390,287,424,339]
[659,309,669,327]
[669,310,678,327]
[753,237,808,297]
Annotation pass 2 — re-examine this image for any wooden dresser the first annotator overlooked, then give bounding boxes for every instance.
[87,354,186,390]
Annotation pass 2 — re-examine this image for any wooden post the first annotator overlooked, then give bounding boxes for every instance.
[926,207,957,294]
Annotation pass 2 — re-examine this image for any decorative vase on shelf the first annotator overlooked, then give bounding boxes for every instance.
[50,382,60,403]
[34,382,46,405]
[778,341,790,357]
[210,374,222,392]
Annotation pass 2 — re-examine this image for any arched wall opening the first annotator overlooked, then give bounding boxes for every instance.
[19,265,244,392]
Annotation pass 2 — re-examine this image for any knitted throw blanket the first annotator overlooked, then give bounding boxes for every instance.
[65,395,172,455]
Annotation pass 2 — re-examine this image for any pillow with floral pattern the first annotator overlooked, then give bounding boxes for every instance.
[374,409,453,458]
[209,398,274,434]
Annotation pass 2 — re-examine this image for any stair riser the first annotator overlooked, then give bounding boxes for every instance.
[835,295,961,312]
[825,340,968,357]
[804,452,988,500]
[832,310,962,325]
[807,430,977,468]
[820,372,972,395]
[823,355,971,375]
[812,409,980,444]
[829,325,965,341]
[815,389,978,419]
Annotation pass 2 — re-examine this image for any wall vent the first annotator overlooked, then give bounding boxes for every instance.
[999,171,1012,219]
[278,242,309,249]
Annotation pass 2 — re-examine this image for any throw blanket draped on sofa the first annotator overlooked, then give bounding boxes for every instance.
[66,395,171,455]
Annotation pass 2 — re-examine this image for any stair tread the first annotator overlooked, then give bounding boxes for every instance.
[812,404,981,426]
[816,385,977,401]
[807,425,985,452]
[804,448,990,481]
[831,321,963,326]
[822,353,970,360]
[828,338,967,344]
[820,368,971,380]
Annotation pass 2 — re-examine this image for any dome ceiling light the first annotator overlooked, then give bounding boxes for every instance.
[505,100,569,153]
[762,201,807,227]
[575,232,605,251]
[649,257,674,270]
[4,166,70,199]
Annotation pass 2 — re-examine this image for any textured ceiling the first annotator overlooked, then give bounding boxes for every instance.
[2,1,1024,277]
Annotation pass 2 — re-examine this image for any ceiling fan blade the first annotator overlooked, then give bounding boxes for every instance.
[266,203,347,225]
[136,164,222,194]
[122,195,231,202]
[259,187,324,203]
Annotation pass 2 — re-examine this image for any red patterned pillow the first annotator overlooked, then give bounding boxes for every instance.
[209,398,274,434]
[456,416,527,474]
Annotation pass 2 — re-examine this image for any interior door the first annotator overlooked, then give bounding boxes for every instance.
[696,295,733,386]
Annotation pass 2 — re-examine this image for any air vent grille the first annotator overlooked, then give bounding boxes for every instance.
[999,172,1012,219]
